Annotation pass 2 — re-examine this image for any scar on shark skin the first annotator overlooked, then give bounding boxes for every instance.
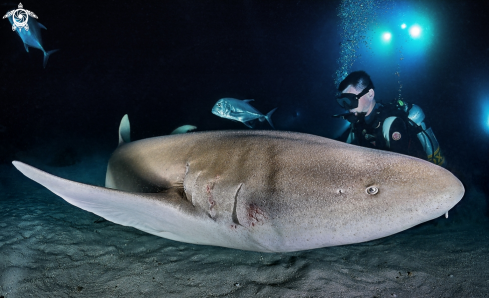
[247,203,267,227]
[206,182,215,214]
[230,184,267,229]
[206,175,222,219]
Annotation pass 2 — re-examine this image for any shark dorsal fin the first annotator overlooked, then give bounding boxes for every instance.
[118,114,131,146]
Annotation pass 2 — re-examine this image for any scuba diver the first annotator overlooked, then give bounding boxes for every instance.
[333,70,446,167]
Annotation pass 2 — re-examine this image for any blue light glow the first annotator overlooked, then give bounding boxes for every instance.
[483,100,489,133]
[409,25,422,38]
[382,32,392,42]
[334,121,351,139]
[335,1,435,81]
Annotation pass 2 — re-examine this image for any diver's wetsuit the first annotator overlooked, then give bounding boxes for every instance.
[345,103,427,159]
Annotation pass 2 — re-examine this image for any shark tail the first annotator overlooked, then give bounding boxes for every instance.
[265,108,277,129]
[43,49,59,68]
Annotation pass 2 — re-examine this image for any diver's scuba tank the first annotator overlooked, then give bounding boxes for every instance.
[394,100,446,167]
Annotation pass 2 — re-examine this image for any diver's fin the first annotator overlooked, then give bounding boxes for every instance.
[243,99,254,103]
[11,161,201,242]
[24,43,29,52]
[171,125,197,135]
[265,108,277,129]
[118,114,131,146]
[43,49,59,68]
[38,22,47,30]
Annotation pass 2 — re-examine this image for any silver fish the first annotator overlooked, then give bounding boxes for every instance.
[4,6,58,68]
[212,98,277,128]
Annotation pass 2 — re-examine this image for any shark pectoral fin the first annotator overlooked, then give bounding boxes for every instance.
[24,43,29,52]
[38,22,47,30]
[12,161,202,241]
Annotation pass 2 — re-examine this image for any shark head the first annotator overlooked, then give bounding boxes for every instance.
[292,145,465,248]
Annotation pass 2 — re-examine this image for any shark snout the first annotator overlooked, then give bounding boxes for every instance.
[434,170,465,214]
[372,157,466,227]
[413,165,465,220]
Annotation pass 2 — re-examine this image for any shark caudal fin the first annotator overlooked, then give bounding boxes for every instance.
[43,49,59,68]
[118,114,131,146]
[265,108,277,129]
[11,161,201,242]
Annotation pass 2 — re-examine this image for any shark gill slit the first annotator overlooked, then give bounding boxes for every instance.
[183,161,193,205]
[232,183,243,226]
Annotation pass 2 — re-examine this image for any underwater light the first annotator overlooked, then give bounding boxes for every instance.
[409,25,422,38]
[382,32,392,42]
[483,100,489,133]
[401,23,406,29]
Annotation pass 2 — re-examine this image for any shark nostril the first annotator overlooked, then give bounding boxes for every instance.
[366,186,379,195]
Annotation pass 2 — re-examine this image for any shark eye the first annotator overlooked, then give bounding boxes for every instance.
[366,186,379,195]
[217,103,221,107]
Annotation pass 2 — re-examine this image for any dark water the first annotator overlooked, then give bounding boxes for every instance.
[2,0,487,206]
[1,1,488,296]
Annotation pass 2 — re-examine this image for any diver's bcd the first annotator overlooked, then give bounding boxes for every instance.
[390,100,446,167]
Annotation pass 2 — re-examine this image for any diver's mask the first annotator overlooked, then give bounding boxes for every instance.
[336,83,373,110]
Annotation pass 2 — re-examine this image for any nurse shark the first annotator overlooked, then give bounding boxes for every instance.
[13,115,465,252]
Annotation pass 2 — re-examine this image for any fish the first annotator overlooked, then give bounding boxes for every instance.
[212,98,277,128]
[4,10,58,68]
[12,115,465,253]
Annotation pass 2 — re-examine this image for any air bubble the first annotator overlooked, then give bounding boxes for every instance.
[334,0,393,86]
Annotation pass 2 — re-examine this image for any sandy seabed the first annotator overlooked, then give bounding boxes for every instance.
[1,149,488,298]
